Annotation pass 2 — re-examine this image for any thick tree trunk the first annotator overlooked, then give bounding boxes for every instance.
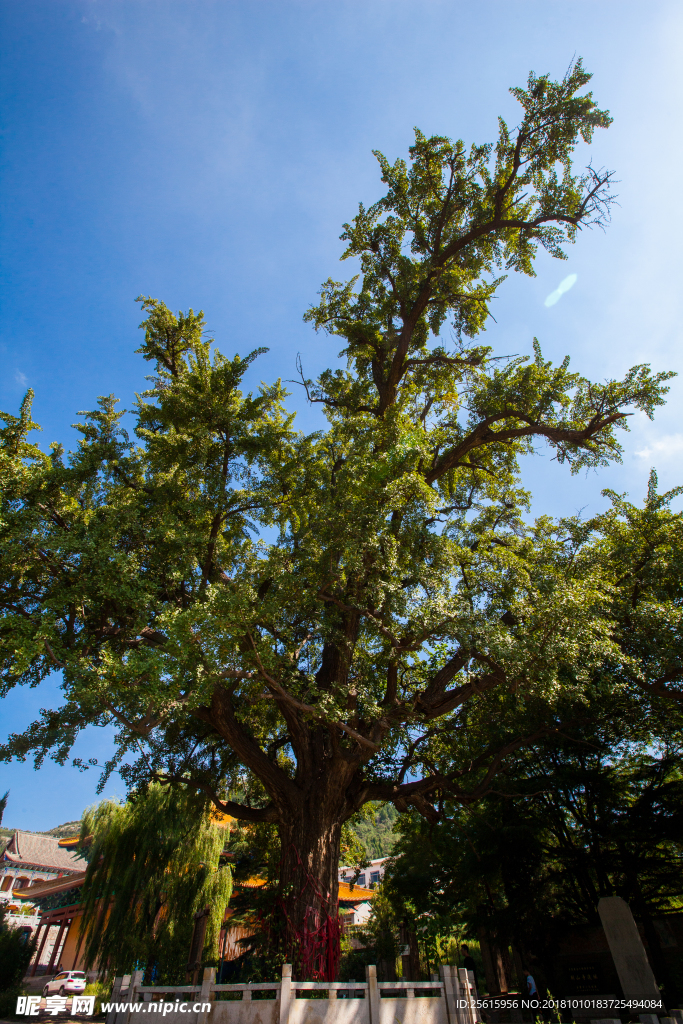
[275,790,346,981]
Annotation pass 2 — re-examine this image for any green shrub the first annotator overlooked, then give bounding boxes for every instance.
[0,926,36,991]
[0,987,23,1020]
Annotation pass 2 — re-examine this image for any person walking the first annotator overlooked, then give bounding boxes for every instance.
[523,967,539,1022]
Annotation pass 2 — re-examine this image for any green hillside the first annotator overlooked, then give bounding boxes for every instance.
[349,803,398,860]
[0,820,81,841]
[44,820,81,838]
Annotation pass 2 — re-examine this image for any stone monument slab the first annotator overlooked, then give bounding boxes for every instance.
[598,897,661,1003]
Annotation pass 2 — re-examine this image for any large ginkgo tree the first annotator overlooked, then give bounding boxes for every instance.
[0,61,675,978]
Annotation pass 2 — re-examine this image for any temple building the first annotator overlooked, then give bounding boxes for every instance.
[0,831,85,896]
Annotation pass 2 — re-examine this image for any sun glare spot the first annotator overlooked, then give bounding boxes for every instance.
[544,273,578,307]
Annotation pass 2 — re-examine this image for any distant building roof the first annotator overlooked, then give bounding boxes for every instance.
[2,831,86,873]
[236,875,374,908]
[338,880,374,903]
[238,876,267,890]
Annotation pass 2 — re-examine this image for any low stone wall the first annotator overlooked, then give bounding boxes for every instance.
[106,964,477,1024]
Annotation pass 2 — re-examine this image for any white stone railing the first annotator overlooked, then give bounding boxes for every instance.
[4,911,41,931]
[106,964,480,1024]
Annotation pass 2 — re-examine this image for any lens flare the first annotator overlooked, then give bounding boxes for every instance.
[544,273,578,307]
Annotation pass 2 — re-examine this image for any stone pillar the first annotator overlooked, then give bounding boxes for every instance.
[124,969,144,1024]
[197,967,215,1024]
[279,963,292,1024]
[366,964,380,1024]
[459,967,477,1024]
[598,896,662,1002]
[105,977,122,1024]
[440,964,458,1024]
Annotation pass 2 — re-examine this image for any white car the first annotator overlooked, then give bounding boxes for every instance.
[43,971,87,997]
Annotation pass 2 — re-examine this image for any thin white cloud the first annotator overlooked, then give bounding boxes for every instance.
[544,273,578,308]
[15,371,27,387]
[635,433,683,461]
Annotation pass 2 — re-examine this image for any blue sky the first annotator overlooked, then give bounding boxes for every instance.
[1,0,682,831]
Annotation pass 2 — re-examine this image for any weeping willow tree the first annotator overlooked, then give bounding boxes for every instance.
[78,785,232,983]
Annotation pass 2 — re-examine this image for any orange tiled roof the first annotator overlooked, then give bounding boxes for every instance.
[239,876,267,889]
[338,880,374,900]
[237,877,374,902]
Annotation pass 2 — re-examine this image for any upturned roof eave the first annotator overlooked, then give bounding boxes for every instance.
[12,871,87,901]
[2,851,82,872]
